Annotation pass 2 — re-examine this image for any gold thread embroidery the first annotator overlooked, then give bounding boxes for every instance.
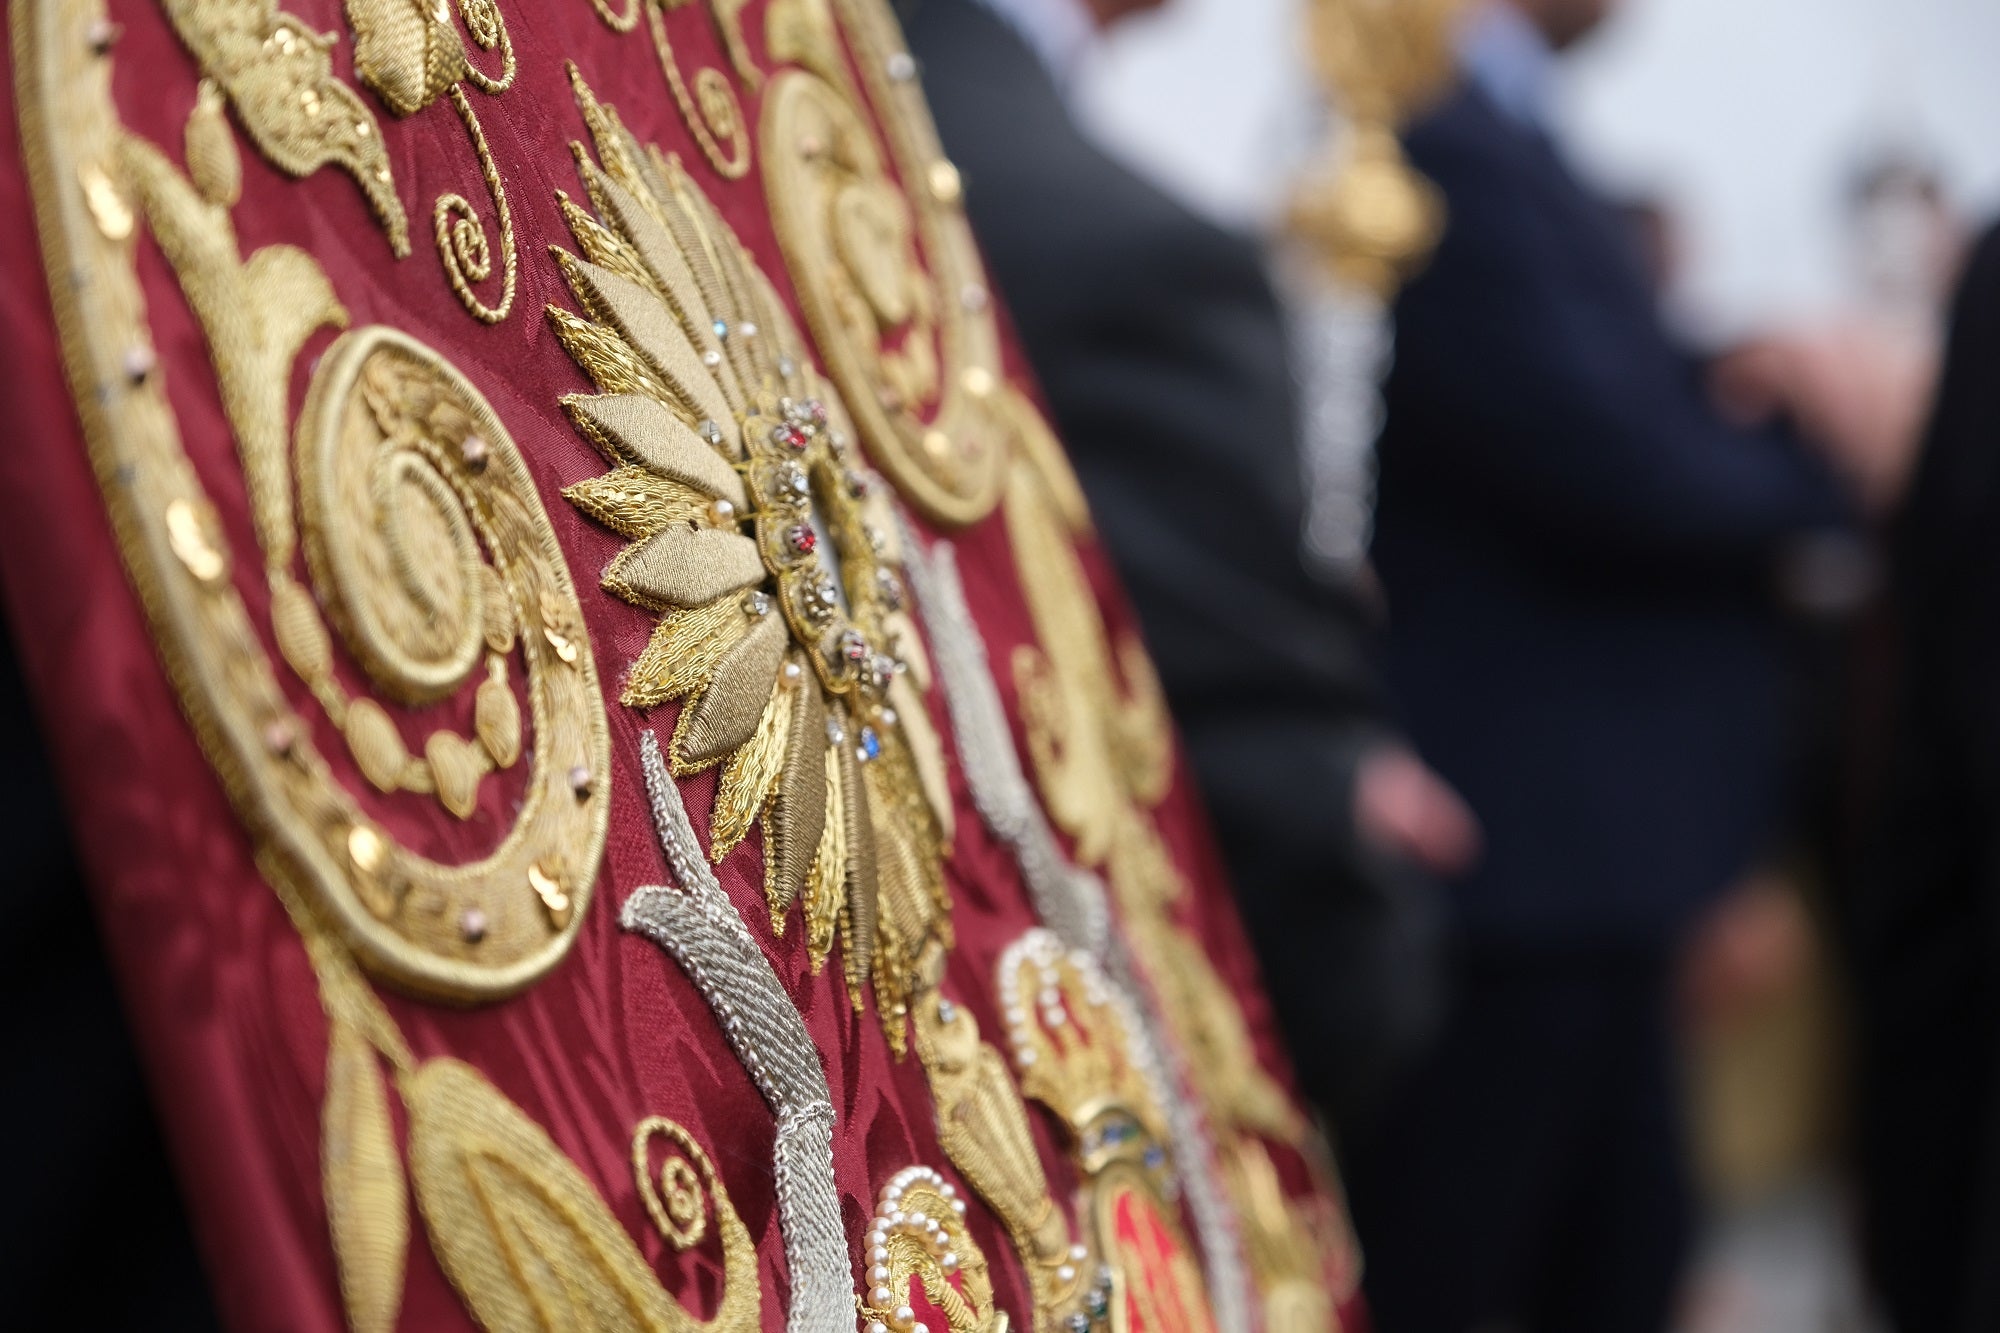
[433,83,518,322]
[857,1166,1004,1333]
[580,0,764,181]
[911,984,1093,1333]
[160,0,410,255]
[759,0,1009,527]
[1005,423,1356,1326]
[34,40,609,997]
[549,71,950,1049]
[17,16,754,1321]
[343,0,521,320]
[994,928,1213,1333]
[648,2,753,180]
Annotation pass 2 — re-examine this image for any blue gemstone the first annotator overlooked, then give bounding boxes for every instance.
[712,319,729,339]
[859,727,882,761]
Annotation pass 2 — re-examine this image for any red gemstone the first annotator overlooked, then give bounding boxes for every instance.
[788,525,817,554]
[779,424,810,450]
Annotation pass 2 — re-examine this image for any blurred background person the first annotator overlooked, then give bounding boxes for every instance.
[899,0,1482,1137]
[1339,2,1901,1328]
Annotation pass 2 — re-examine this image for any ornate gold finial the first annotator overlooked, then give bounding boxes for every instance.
[1288,0,1464,297]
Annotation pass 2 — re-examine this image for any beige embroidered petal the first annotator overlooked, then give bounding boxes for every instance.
[566,394,747,504]
[673,611,789,770]
[604,526,764,611]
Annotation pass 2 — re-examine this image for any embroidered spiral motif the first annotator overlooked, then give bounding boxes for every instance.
[632,1116,715,1251]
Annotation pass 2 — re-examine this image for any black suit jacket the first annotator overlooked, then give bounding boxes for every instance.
[1377,84,1850,944]
[1853,220,2000,1333]
[903,0,1442,1124]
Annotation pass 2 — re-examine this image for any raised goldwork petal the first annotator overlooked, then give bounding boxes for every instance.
[765,669,828,917]
[586,166,747,415]
[557,254,737,436]
[710,674,794,864]
[834,700,879,1002]
[804,740,847,969]
[548,303,679,403]
[563,466,715,543]
[674,611,789,770]
[623,599,750,708]
[565,393,746,503]
[604,525,764,612]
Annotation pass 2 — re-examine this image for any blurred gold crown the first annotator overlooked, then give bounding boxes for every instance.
[997,929,1173,1180]
[1288,0,1464,297]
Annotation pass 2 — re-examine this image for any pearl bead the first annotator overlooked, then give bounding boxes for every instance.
[892,1306,915,1329]
[870,1265,890,1284]
[1058,1265,1076,1282]
[871,1287,894,1309]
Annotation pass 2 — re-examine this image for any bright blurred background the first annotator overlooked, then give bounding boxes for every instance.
[1071,0,2000,336]
[1046,3,2000,1330]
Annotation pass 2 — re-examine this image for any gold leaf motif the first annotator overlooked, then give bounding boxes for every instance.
[270,570,334,683]
[183,80,241,207]
[346,698,411,793]
[565,466,715,541]
[479,563,516,653]
[426,729,486,820]
[344,0,468,118]
[404,1059,760,1333]
[322,1015,409,1333]
[625,598,751,709]
[160,0,411,256]
[672,610,788,771]
[474,660,522,767]
[764,669,828,916]
[912,989,1085,1327]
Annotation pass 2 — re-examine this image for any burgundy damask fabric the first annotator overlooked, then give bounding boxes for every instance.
[0,2,1363,1330]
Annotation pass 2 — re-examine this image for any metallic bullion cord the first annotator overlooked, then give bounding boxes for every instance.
[624,730,851,1333]
[899,523,1253,1333]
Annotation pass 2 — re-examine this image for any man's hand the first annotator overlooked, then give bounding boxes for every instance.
[1712,322,1937,515]
[1353,744,1483,878]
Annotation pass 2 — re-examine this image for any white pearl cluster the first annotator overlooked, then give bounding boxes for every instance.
[860,1167,972,1333]
[995,929,1117,1076]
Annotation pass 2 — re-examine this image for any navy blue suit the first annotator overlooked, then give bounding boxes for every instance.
[1347,82,1849,1333]
[1375,86,1849,946]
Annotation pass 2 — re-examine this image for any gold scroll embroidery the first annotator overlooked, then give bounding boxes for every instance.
[16,8,759,1328]
[548,71,953,1050]
[34,26,608,1000]
[857,1166,1004,1333]
[760,0,1010,526]
[1002,400,1356,1324]
[345,0,521,322]
[582,0,761,181]
[160,0,410,254]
